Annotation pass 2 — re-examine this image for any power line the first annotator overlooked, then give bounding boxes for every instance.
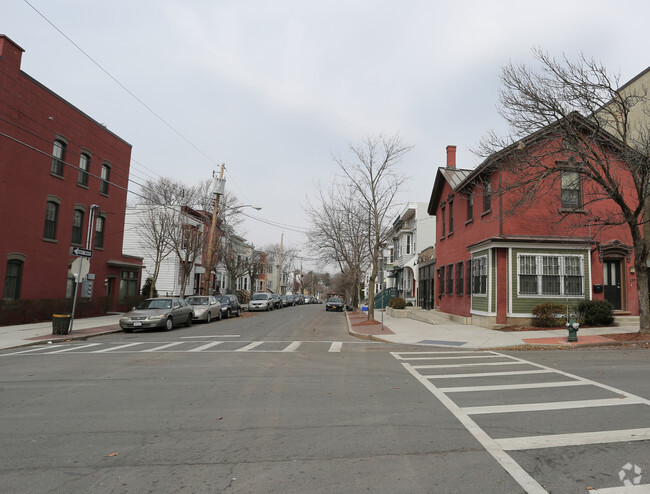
[22,0,223,169]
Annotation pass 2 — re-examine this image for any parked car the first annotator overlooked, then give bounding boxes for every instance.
[325,297,344,312]
[216,294,241,318]
[186,295,222,323]
[270,293,283,309]
[120,297,193,332]
[249,292,273,311]
[293,295,304,305]
[281,295,293,307]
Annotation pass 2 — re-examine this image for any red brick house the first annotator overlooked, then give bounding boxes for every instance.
[428,120,641,328]
[0,35,142,318]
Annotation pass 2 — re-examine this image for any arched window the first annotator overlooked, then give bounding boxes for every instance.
[78,152,90,186]
[71,209,84,245]
[4,256,24,300]
[100,163,111,195]
[94,216,105,248]
[51,138,67,176]
[43,200,59,240]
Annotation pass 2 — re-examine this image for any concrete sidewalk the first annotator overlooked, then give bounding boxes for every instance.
[347,309,646,349]
[0,308,645,352]
[0,314,124,351]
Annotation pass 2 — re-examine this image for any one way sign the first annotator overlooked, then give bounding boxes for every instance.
[70,247,93,258]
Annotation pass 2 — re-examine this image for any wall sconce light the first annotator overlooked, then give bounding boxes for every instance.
[630,266,636,274]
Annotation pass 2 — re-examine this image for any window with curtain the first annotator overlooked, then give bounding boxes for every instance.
[100,163,111,194]
[94,216,105,248]
[43,201,59,240]
[78,153,90,186]
[71,209,84,245]
[51,139,66,176]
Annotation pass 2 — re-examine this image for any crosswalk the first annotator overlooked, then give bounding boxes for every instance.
[2,340,351,356]
[391,350,650,493]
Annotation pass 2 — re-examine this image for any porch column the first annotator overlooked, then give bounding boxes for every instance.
[496,248,508,324]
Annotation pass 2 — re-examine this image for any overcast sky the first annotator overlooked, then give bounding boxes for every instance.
[5,0,650,271]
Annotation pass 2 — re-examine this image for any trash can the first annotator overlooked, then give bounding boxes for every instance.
[52,314,71,335]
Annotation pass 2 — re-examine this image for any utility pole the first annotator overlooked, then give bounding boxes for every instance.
[276,232,283,295]
[202,164,225,295]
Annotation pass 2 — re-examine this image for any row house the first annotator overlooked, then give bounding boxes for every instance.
[388,202,436,305]
[0,35,142,312]
[428,117,642,328]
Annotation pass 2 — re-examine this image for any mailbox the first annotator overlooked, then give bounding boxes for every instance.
[593,284,603,293]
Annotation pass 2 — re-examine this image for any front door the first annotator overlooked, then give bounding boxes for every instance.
[603,260,622,310]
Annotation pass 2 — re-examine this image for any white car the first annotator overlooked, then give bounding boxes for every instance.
[249,293,273,311]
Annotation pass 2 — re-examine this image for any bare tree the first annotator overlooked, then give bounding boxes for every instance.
[305,181,370,308]
[242,247,264,294]
[135,204,175,297]
[336,134,412,320]
[476,49,650,332]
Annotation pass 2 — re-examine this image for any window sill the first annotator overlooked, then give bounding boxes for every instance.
[77,183,89,190]
[447,231,454,238]
[465,219,473,226]
[99,192,109,198]
[558,208,586,214]
[42,238,58,243]
[481,210,492,217]
[50,172,64,180]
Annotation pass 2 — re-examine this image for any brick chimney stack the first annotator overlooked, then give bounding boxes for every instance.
[446,145,457,168]
[0,35,25,72]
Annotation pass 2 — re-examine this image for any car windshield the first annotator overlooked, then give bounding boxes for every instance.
[217,296,229,303]
[187,297,208,305]
[252,294,268,300]
[327,298,343,303]
[139,299,172,310]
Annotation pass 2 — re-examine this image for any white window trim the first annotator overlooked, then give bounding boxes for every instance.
[516,253,584,297]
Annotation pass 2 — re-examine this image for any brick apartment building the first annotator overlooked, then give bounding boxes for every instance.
[0,35,142,318]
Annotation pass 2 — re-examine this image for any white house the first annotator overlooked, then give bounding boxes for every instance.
[388,202,436,305]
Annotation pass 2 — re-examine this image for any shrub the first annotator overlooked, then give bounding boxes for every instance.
[406,301,413,307]
[577,300,614,326]
[531,302,567,327]
[388,297,406,309]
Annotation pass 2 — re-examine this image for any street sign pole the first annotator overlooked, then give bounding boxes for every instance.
[68,257,90,334]
[69,263,82,334]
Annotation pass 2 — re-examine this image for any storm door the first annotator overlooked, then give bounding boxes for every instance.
[603,260,622,310]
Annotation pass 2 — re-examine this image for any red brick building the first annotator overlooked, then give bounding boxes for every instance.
[0,35,142,317]
[428,121,641,327]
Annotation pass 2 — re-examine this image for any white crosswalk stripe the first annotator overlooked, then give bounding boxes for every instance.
[392,350,650,494]
[2,340,359,355]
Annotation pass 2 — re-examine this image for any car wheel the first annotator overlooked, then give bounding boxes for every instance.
[226,309,231,318]
[165,317,174,331]
[185,314,192,327]
[217,310,222,321]
[206,312,211,324]
[123,328,134,333]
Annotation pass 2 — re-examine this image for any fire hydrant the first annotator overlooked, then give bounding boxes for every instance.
[566,317,579,342]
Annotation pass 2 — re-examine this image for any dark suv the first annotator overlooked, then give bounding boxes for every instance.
[216,294,241,318]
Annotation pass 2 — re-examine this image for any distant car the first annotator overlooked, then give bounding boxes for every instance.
[249,292,273,311]
[293,295,304,305]
[325,297,344,312]
[281,295,293,307]
[120,297,193,332]
[216,294,241,318]
[270,293,283,309]
[186,295,222,323]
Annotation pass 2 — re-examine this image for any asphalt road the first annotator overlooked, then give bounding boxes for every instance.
[1,304,649,493]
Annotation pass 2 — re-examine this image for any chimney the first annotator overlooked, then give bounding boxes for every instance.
[446,145,457,168]
[0,35,25,72]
